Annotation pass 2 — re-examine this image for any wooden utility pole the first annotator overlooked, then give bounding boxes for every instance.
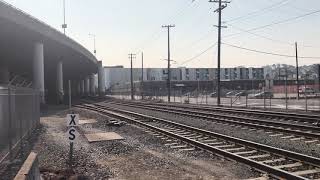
[295,42,299,99]
[129,53,136,100]
[210,0,230,106]
[162,25,175,102]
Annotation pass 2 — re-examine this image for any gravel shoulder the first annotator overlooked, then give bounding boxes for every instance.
[24,106,257,180]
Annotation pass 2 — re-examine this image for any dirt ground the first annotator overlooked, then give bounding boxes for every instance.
[29,107,257,180]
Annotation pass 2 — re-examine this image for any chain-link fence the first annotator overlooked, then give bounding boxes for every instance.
[0,86,40,165]
[107,79,320,113]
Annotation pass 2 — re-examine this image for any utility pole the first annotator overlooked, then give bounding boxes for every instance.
[295,42,299,99]
[162,25,175,102]
[62,0,67,35]
[210,0,230,106]
[141,52,144,100]
[129,53,136,100]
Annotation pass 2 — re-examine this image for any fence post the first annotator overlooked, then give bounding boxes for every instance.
[19,89,23,158]
[263,90,266,110]
[205,91,208,105]
[305,78,308,112]
[246,95,248,108]
[269,96,272,109]
[230,97,232,107]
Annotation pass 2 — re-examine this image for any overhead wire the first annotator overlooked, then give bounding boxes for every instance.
[225,0,292,23]
[179,42,218,65]
[179,1,320,66]
[226,24,319,48]
[222,42,320,59]
[135,0,199,54]
[224,8,320,39]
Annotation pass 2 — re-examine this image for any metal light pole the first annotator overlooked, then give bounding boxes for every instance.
[89,34,97,57]
[62,0,67,35]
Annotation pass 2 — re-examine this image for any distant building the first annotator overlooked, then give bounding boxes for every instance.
[104,66,265,90]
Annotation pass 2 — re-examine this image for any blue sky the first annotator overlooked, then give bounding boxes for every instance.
[4,0,320,68]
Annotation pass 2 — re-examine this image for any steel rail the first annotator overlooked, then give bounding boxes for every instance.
[76,103,320,180]
[155,101,320,123]
[106,101,320,139]
[112,99,319,124]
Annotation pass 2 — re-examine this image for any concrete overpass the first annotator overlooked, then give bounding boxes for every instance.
[0,1,105,103]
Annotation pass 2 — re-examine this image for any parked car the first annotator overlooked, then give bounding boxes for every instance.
[210,92,217,97]
[253,91,273,98]
[299,87,315,94]
[235,91,247,97]
[225,91,235,96]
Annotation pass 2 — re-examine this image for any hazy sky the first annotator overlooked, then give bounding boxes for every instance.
[4,0,320,68]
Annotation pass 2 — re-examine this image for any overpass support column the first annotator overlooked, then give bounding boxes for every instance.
[33,42,45,104]
[98,61,105,96]
[85,77,90,96]
[90,74,96,96]
[57,61,64,103]
[77,81,81,96]
[0,66,9,84]
[80,80,85,96]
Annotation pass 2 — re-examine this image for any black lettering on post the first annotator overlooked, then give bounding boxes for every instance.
[69,115,76,126]
[68,128,76,141]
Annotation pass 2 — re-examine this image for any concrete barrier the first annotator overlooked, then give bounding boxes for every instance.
[14,152,40,180]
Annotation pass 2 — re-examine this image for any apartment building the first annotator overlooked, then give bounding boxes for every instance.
[104,66,265,90]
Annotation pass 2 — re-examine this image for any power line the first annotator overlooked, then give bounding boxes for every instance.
[180,42,218,65]
[224,9,320,39]
[222,42,320,59]
[226,0,292,23]
[135,0,197,54]
[227,24,319,48]
[175,4,216,53]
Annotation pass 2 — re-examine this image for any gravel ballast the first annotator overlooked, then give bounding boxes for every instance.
[101,101,320,159]
[13,106,258,180]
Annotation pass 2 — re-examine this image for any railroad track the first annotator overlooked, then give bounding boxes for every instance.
[114,99,320,124]
[76,103,320,180]
[104,100,320,144]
